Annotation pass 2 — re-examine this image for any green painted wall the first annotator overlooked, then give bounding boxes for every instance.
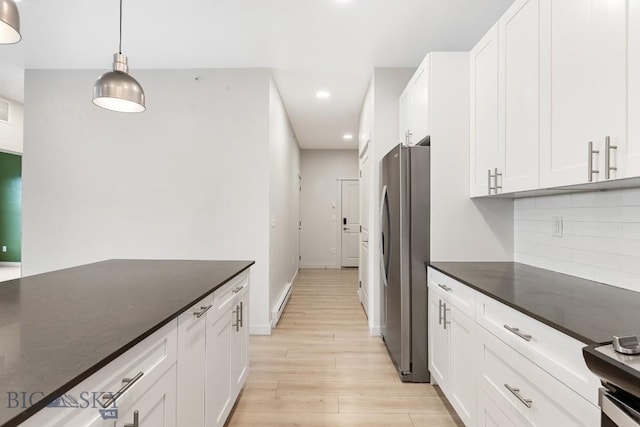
[0,152,21,262]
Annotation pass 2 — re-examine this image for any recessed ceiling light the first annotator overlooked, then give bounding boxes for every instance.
[343,134,353,140]
[316,91,331,99]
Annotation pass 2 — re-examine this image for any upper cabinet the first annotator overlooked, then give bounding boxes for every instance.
[471,0,635,196]
[498,0,540,193]
[626,1,640,177]
[470,24,499,197]
[399,56,431,146]
[539,0,627,187]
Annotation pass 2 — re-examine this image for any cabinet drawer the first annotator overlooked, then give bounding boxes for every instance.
[428,268,477,318]
[22,321,177,427]
[213,271,249,315]
[475,293,600,405]
[478,328,599,427]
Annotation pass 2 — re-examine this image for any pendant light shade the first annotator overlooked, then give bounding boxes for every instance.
[92,0,145,113]
[0,0,21,44]
[93,54,145,113]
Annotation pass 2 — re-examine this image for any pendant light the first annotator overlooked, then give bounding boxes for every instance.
[93,0,145,113]
[0,0,21,44]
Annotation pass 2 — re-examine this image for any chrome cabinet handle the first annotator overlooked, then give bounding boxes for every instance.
[504,324,532,342]
[504,384,533,408]
[239,301,244,328]
[488,169,495,194]
[124,410,139,427]
[494,168,502,193]
[443,302,450,330]
[588,141,600,182]
[194,304,212,319]
[605,136,617,180]
[437,284,452,292]
[232,305,240,332]
[100,372,144,408]
[438,300,444,325]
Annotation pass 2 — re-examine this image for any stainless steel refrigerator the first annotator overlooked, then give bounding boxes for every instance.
[380,143,430,383]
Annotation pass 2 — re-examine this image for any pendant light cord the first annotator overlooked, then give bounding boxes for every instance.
[119,0,123,54]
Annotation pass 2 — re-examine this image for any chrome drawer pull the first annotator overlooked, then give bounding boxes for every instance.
[100,371,144,408]
[232,285,243,294]
[194,304,212,318]
[124,410,139,427]
[437,284,452,292]
[504,324,532,342]
[505,384,533,408]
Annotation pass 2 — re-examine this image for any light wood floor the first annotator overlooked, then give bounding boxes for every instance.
[226,268,464,427]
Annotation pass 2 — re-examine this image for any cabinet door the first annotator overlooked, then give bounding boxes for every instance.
[498,0,540,193]
[428,290,449,391]
[399,87,412,145]
[449,306,478,427]
[230,290,249,400]
[115,364,177,427]
[477,388,516,427]
[176,301,208,426]
[206,310,233,427]
[626,1,640,177]
[539,0,627,187]
[411,57,430,145]
[470,23,500,197]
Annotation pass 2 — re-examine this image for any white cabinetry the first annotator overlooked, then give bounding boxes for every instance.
[427,267,600,427]
[177,295,212,426]
[22,322,178,427]
[115,365,177,427]
[206,272,250,427]
[428,270,478,427]
[625,1,640,177]
[538,0,626,187]
[177,271,249,427]
[399,55,431,146]
[498,0,540,193]
[470,23,500,197]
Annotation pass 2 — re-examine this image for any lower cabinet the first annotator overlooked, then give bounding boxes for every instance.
[477,388,516,427]
[427,267,599,427]
[428,288,477,427]
[115,365,177,427]
[20,271,251,427]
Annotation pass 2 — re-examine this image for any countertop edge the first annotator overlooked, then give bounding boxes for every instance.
[2,260,255,427]
[427,262,599,346]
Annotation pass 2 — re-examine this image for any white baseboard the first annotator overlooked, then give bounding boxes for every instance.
[249,324,272,335]
[0,262,20,267]
[369,325,382,336]
[271,282,293,328]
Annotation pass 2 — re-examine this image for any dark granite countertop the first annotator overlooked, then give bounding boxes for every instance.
[429,262,640,346]
[0,259,254,427]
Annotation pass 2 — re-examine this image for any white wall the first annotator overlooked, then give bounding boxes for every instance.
[0,97,23,153]
[22,68,273,334]
[268,78,300,319]
[368,68,414,333]
[515,188,640,293]
[299,149,358,268]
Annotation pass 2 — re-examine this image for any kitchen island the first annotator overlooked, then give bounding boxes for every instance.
[0,259,254,427]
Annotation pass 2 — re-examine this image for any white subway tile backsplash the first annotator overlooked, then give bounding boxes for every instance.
[514,187,640,292]
[535,194,572,209]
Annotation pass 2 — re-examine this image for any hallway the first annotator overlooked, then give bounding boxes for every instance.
[227,268,463,427]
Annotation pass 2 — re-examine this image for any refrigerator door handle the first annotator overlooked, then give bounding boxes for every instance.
[380,185,391,285]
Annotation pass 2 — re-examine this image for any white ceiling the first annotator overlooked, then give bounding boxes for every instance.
[0,0,514,149]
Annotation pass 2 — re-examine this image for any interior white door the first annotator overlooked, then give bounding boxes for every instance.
[359,145,371,317]
[341,179,360,267]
